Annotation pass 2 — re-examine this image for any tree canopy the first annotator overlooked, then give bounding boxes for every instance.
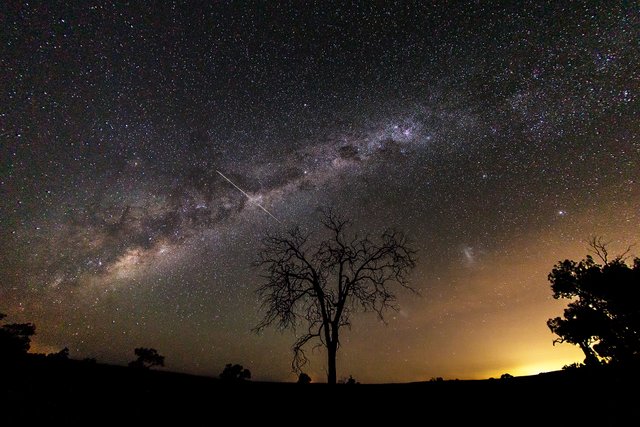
[0,312,36,362]
[128,347,165,369]
[547,238,640,366]
[219,363,251,382]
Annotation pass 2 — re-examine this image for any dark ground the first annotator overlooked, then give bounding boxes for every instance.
[1,357,636,425]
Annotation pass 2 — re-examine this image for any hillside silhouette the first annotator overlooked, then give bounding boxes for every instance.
[1,354,637,425]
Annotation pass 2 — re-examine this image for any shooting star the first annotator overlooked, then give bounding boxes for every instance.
[216,170,281,223]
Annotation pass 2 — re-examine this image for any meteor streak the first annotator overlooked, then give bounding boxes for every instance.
[216,170,281,223]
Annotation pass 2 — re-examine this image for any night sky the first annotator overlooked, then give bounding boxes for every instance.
[1,2,639,382]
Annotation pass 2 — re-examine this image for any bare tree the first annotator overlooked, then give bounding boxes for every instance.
[254,209,417,384]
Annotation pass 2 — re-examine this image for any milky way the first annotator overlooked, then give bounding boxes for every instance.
[1,2,639,382]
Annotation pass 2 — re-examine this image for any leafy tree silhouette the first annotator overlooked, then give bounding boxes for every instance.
[128,347,165,369]
[547,238,640,365]
[219,363,251,382]
[297,372,311,384]
[254,209,417,384]
[0,312,36,361]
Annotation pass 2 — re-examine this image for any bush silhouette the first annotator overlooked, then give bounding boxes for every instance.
[219,363,251,382]
[0,312,36,361]
[128,347,164,369]
[562,362,584,370]
[297,372,311,384]
[47,347,70,361]
[346,375,359,385]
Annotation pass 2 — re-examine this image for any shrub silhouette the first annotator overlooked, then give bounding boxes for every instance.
[47,347,70,361]
[0,312,36,361]
[345,375,358,385]
[562,362,584,370]
[297,372,311,384]
[128,347,165,369]
[219,363,251,381]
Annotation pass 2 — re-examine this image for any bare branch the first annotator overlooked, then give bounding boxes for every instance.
[586,236,637,264]
[618,243,635,262]
[587,236,609,264]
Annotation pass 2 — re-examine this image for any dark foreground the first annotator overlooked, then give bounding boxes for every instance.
[1,358,636,425]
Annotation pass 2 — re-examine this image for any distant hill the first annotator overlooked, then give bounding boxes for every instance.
[1,356,636,425]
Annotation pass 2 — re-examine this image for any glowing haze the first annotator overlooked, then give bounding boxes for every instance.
[1,2,638,382]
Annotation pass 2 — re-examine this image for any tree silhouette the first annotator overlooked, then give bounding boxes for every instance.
[219,363,251,381]
[254,209,417,384]
[547,238,640,365]
[0,312,36,361]
[128,347,165,369]
[297,372,311,384]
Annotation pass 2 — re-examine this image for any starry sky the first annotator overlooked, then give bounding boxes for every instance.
[1,2,639,382]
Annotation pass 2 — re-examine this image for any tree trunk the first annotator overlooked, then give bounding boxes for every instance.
[327,341,337,384]
[579,342,599,366]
